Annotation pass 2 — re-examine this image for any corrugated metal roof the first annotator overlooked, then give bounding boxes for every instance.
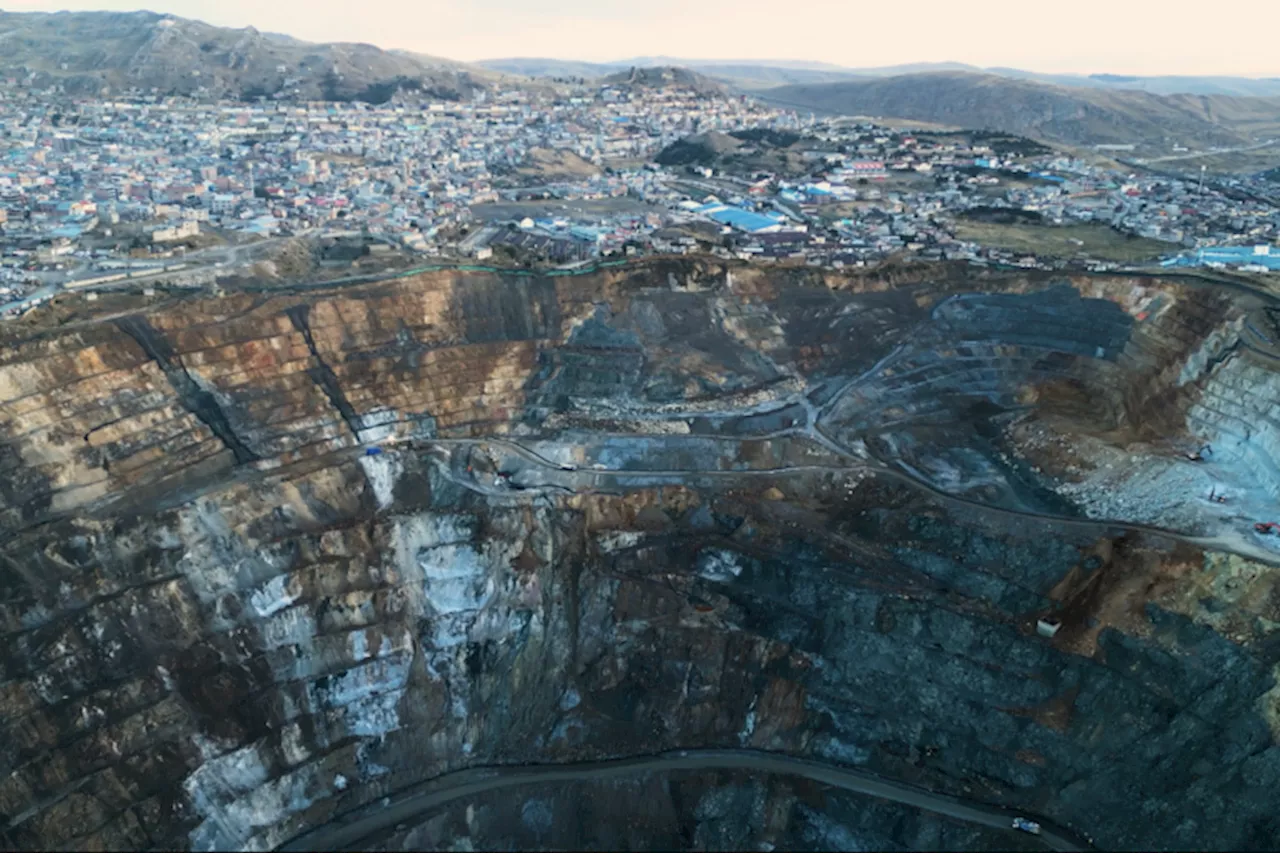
[695,202,784,233]
[1165,245,1280,270]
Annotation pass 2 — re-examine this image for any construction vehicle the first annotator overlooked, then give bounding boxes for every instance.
[1254,522,1280,535]
[1036,618,1062,638]
[1011,817,1042,835]
[1188,443,1214,462]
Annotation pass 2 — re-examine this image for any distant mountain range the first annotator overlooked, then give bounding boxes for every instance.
[483,57,1280,155]
[479,57,1280,98]
[759,71,1280,153]
[0,9,519,102]
[478,57,978,88]
[2,8,1279,163]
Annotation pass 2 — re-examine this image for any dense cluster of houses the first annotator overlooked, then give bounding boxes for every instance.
[2,76,1279,315]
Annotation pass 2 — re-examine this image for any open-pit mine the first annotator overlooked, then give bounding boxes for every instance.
[3,257,1280,851]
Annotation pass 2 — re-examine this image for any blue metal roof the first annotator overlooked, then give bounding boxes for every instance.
[696,203,783,233]
[1163,246,1280,270]
[0,284,57,315]
[712,209,781,232]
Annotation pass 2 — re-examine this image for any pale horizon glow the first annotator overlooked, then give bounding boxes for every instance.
[4,0,1280,77]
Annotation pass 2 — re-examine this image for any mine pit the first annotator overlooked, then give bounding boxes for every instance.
[3,258,1280,851]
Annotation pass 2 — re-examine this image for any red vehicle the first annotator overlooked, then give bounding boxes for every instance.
[1254,522,1280,535]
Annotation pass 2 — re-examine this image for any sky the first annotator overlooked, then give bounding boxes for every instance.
[4,0,1280,76]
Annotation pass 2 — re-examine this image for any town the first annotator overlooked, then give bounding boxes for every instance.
[3,75,1280,318]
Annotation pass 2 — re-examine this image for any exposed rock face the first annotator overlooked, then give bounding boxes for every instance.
[3,258,1280,851]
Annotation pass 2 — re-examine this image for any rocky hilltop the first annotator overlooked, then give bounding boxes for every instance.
[602,66,727,96]
[2,258,1280,850]
[0,9,507,102]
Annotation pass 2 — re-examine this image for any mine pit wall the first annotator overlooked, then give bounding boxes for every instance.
[886,270,1280,507]
[1089,275,1280,501]
[0,270,587,533]
[2,453,1280,850]
[1186,350,1280,499]
[0,453,584,851]
[967,274,1253,446]
[4,259,1280,849]
[0,259,782,533]
[2,259,1270,534]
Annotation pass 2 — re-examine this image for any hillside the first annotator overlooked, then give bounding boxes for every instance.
[655,128,811,176]
[477,58,989,89]
[479,57,1280,97]
[0,9,514,102]
[654,131,746,166]
[657,64,866,89]
[994,69,1280,98]
[764,71,1280,151]
[601,66,727,95]
[515,147,602,179]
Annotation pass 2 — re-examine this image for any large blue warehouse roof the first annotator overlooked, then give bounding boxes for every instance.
[1163,246,1280,270]
[695,203,783,233]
